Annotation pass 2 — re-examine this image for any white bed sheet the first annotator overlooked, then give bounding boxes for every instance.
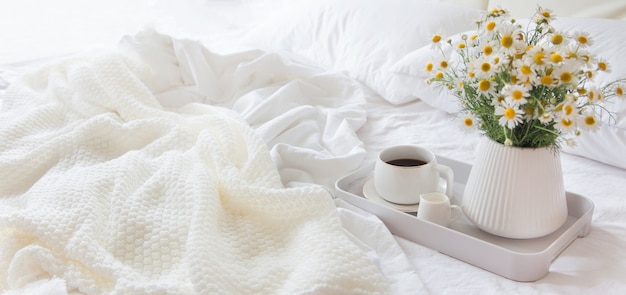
[2,1,626,294]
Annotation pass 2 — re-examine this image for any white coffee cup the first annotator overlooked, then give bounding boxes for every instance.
[417,192,462,227]
[374,145,454,205]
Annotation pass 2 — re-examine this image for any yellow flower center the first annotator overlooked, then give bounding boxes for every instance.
[464,117,474,127]
[561,118,574,127]
[524,106,535,116]
[468,72,476,78]
[435,71,444,79]
[585,116,596,126]
[521,65,532,75]
[589,91,595,101]
[471,34,478,40]
[598,61,608,71]
[512,90,524,100]
[478,79,491,91]
[504,107,516,119]
[560,72,573,83]
[617,86,624,96]
[483,45,493,55]
[533,52,545,65]
[577,36,589,44]
[541,11,551,18]
[541,75,553,85]
[550,53,563,63]
[426,62,433,72]
[481,62,491,72]
[432,35,442,43]
[555,104,563,112]
[566,51,578,59]
[551,34,563,45]
[458,43,466,49]
[501,35,513,48]
[440,61,448,68]
[486,21,496,31]
[564,105,573,116]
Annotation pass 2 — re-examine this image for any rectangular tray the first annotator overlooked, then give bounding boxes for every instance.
[334,155,594,282]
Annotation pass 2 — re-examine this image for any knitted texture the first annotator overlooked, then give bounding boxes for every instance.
[0,52,389,294]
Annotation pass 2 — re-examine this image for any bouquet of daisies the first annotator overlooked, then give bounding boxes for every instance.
[427,6,625,149]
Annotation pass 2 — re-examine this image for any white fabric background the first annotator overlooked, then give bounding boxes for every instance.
[2,1,626,294]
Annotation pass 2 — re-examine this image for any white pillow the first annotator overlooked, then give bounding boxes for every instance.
[390,17,626,169]
[550,18,626,169]
[389,36,463,113]
[243,0,482,104]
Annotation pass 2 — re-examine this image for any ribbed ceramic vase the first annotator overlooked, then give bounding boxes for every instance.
[461,138,568,239]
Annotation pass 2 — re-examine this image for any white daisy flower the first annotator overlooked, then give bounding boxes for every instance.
[572,31,593,47]
[538,109,555,124]
[495,99,524,129]
[577,110,601,132]
[596,58,611,73]
[458,113,478,133]
[475,78,496,97]
[555,116,577,134]
[548,50,565,64]
[430,33,444,50]
[473,56,497,79]
[495,22,522,54]
[559,99,578,118]
[535,7,556,23]
[483,18,500,37]
[512,59,536,84]
[437,58,451,71]
[532,72,557,87]
[614,83,626,98]
[501,84,530,106]
[548,30,568,47]
[552,63,580,86]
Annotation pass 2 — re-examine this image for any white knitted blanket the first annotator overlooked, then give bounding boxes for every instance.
[0,51,388,294]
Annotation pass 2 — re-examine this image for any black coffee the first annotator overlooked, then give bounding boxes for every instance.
[386,158,427,167]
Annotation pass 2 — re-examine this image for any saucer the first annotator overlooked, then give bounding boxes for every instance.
[362,178,420,213]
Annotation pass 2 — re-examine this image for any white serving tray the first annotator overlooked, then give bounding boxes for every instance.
[334,155,594,282]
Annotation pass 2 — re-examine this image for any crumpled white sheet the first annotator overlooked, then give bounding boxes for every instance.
[335,199,424,295]
[121,30,369,190]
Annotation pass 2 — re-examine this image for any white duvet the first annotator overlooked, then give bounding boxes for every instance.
[0,32,393,294]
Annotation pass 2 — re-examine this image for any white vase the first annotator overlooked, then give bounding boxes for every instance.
[461,138,568,239]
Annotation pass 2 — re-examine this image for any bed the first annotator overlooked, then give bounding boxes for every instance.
[1,0,626,294]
